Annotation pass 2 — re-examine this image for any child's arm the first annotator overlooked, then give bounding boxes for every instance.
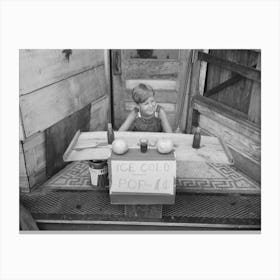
[118,110,137,131]
[159,108,173,133]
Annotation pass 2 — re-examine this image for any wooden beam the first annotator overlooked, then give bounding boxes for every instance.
[192,95,261,141]
[204,63,257,98]
[198,51,261,83]
[175,50,193,130]
[198,49,209,95]
[248,53,261,124]
[204,74,244,97]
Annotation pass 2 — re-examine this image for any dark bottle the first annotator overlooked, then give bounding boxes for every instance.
[192,127,201,149]
[107,123,115,144]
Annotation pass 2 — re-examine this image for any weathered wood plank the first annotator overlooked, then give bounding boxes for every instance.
[20,203,39,230]
[192,95,261,141]
[22,132,47,188]
[124,101,176,113]
[46,104,91,178]
[201,127,261,183]
[19,110,25,141]
[90,96,109,131]
[19,49,104,95]
[19,142,30,192]
[248,53,261,124]
[20,66,106,137]
[175,50,193,131]
[123,60,179,80]
[199,115,260,162]
[199,49,209,95]
[186,50,202,133]
[204,74,244,97]
[198,51,261,82]
[63,131,232,165]
[126,79,177,90]
[124,49,179,60]
[124,89,178,104]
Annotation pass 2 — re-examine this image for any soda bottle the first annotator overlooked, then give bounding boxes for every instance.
[192,127,201,149]
[107,123,115,144]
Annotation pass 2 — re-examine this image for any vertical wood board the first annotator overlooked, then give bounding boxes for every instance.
[90,96,109,131]
[20,66,106,137]
[46,104,91,178]
[248,53,261,124]
[19,142,30,191]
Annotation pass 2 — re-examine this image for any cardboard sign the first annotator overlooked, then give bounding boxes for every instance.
[110,160,176,195]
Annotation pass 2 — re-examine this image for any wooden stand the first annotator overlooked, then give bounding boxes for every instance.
[125,205,163,219]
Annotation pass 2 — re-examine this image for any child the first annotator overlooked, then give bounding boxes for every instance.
[118,83,173,133]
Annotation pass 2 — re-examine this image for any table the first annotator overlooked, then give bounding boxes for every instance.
[63,130,233,219]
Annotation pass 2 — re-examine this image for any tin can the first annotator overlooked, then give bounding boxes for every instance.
[88,160,109,188]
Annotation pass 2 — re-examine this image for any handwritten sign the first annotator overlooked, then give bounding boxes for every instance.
[110,160,176,195]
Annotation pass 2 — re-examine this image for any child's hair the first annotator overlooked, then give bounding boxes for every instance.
[131,83,155,104]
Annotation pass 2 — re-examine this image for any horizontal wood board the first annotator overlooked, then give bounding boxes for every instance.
[63,131,232,165]
[192,95,261,141]
[19,49,104,95]
[123,60,179,80]
[20,66,106,137]
[126,79,177,90]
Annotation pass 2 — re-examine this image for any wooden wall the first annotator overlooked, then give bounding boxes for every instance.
[190,50,261,182]
[19,49,109,191]
[205,50,260,123]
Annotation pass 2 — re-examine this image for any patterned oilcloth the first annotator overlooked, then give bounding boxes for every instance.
[41,161,260,194]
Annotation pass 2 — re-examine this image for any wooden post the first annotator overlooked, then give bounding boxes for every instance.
[248,53,261,124]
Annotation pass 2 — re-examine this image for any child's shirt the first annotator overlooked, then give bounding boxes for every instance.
[130,105,163,132]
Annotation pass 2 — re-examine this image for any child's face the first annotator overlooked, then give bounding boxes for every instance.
[139,96,157,116]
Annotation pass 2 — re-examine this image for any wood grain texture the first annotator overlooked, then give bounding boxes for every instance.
[90,96,109,131]
[199,49,209,95]
[192,95,261,141]
[198,51,261,82]
[175,50,193,130]
[63,131,232,165]
[22,132,47,188]
[20,66,106,137]
[201,128,261,182]
[123,60,179,80]
[19,109,25,141]
[126,79,177,90]
[20,203,39,230]
[19,142,30,192]
[124,49,179,60]
[46,104,91,178]
[19,49,104,95]
[199,115,260,162]
[248,53,261,124]
[186,50,202,133]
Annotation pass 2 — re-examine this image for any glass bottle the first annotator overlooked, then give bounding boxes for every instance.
[192,127,201,149]
[107,123,115,144]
